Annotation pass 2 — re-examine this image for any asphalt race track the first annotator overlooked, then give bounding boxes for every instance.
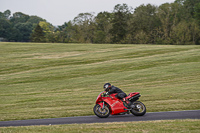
[0,110,200,127]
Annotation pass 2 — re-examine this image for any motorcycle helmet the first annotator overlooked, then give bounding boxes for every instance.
[103,83,111,92]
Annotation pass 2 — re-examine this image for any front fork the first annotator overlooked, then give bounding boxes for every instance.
[97,101,105,109]
[102,101,105,109]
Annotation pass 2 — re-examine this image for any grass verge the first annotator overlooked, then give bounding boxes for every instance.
[0,42,200,121]
[0,119,200,133]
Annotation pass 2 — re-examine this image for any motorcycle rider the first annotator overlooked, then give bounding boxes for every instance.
[103,83,134,108]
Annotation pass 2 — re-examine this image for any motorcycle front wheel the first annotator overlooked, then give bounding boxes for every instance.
[130,101,146,116]
[93,104,110,118]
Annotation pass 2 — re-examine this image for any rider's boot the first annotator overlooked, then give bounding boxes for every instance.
[125,99,135,109]
[128,102,135,109]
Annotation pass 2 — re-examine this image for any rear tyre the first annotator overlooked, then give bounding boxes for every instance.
[130,101,146,116]
[93,104,110,118]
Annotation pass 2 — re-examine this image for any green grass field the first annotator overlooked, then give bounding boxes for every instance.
[0,42,200,122]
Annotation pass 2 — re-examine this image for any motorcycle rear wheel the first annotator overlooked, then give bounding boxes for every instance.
[130,101,146,116]
[93,104,110,118]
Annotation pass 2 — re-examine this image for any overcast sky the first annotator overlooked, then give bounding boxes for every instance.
[0,0,175,26]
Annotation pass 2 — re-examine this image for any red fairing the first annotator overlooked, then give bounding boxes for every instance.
[95,91,106,104]
[104,94,127,115]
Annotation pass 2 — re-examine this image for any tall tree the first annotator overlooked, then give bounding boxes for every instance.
[175,0,200,20]
[157,3,181,44]
[30,24,45,42]
[170,20,191,44]
[73,12,95,43]
[94,11,113,43]
[110,4,132,43]
[131,4,160,44]
[63,21,77,43]
[0,10,11,19]
[28,16,46,28]
[194,2,200,24]
[10,12,30,24]
[0,18,12,40]
[39,21,54,42]
[13,22,33,42]
[183,0,200,17]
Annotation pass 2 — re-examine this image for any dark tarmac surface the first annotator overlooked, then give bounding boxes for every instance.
[0,110,199,127]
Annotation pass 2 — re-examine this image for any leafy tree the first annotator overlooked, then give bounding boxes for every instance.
[39,21,54,42]
[28,16,46,24]
[63,21,76,43]
[170,21,191,44]
[1,1,200,45]
[110,4,132,43]
[94,11,113,43]
[190,19,200,44]
[0,10,12,41]
[134,4,160,33]
[73,13,95,25]
[73,12,95,43]
[170,19,200,44]
[157,3,182,44]
[10,12,30,24]
[175,0,200,20]
[194,3,200,24]
[54,22,68,43]
[27,16,46,30]
[183,0,200,17]
[0,10,49,42]
[131,4,160,44]
[30,24,45,42]
[134,31,149,44]
[0,10,11,19]
[13,22,33,42]
[0,18,12,40]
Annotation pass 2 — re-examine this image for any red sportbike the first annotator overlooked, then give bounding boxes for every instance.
[93,91,146,118]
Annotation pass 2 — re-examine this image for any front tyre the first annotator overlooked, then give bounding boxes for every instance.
[93,104,110,118]
[130,101,146,116]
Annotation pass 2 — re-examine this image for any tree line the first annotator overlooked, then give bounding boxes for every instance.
[0,0,200,44]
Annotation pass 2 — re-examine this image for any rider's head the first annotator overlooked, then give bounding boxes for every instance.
[103,83,111,92]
